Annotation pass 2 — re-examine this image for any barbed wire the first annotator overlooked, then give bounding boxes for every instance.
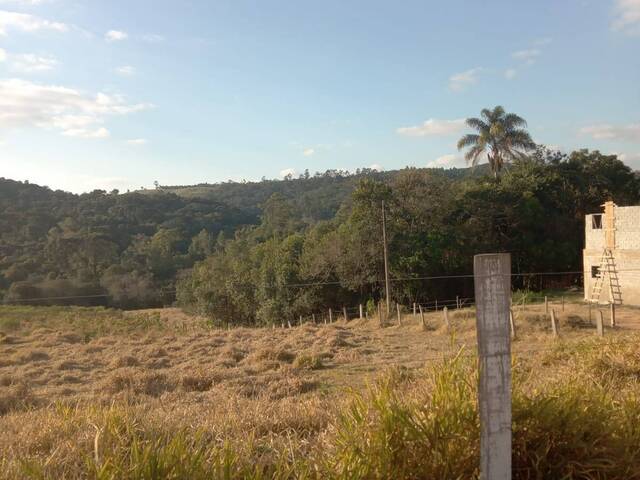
[4,268,640,305]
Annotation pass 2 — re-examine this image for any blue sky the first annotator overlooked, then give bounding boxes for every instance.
[1,0,639,193]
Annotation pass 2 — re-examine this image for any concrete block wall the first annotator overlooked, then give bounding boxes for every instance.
[584,206,640,306]
[614,206,640,250]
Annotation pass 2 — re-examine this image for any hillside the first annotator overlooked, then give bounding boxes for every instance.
[1,150,639,315]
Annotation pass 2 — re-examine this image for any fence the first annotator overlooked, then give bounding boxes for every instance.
[2,258,637,478]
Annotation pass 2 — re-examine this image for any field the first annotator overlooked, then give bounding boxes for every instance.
[1,300,640,479]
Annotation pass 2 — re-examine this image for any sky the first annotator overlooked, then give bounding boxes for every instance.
[0,0,639,193]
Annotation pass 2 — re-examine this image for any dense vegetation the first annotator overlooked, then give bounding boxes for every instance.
[1,149,639,320]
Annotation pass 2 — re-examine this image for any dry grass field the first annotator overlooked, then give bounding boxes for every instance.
[1,300,640,479]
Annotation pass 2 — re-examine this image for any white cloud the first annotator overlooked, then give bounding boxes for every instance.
[427,154,467,169]
[0,78,152,139]
[504,68,517,80]
[302,148,314,156]
[279,168,297,178]
[141,33,164,43]
[115,65,135,76]
[0,10,67,36]
[617,152,640,166]
[580,123,640,142]
[397,118,466,137]
[612,0,640,34]
[369,163,384,171]
[63,126,109,138]
[512,48,540,65]
[9,53,57,72]
[0,0,50,4]
[0,47,6,61]
[448,68,481,92]
[105,29,127,42]
[127,138,147,145]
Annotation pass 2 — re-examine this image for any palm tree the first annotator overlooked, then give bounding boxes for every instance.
[457,106,536,178]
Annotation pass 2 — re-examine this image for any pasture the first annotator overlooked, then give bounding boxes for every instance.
[1,301,640,479]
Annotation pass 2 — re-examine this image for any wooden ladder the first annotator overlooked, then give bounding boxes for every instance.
[590,248,622,304]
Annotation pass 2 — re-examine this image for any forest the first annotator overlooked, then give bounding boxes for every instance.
[1,148,639,324]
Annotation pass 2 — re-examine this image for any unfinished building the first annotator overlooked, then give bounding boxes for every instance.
[584,201,640,305]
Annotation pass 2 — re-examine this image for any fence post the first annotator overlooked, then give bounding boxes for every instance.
[443,306,450,329]
[456,295,460,309]
[474,253,512,480]
[343,306,348,322]
[413,302,417,317]
[299,315,303,326]
[312,313,316,324]
[359,304,364,320]
[435,299,438,311]
[396,303,402,326]
[610,303,616,327]
[418,304,426,330]
[378,301,383,327]
[550,309,558,337]
[328,308,333,323]
[545,296,548,315]
[597,310,604,336]
[509,309,516,339]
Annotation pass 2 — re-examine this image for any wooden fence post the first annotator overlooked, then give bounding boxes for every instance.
[312,314,316,324]
[413,302,417,317]
[474,253,512,480]
[550,309,558,337]
[443,306,450,329]
[343,306,348,322]
[397,303,402,326]
[509,309,516,339]
[610,303,616,327]
[456,295,460,309]
[328,308,333,323]
[418,304,426,330]
[597,310,604,336]
[359,304,364,320]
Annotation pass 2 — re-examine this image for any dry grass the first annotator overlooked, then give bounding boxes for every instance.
[1,302,639,478]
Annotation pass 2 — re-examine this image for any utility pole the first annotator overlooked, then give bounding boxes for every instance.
[382,200,391,314]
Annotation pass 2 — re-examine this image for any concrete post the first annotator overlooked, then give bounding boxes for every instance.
[474,253,512,480]
[509,309,516,339]
[610,303,616,327]
[550,309,558,337]
[545,296,548,315]
[597,310,604,336]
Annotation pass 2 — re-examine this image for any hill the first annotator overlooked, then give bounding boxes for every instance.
[1,150,638,314]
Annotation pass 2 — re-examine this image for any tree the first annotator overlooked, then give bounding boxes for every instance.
[457,106,536,178]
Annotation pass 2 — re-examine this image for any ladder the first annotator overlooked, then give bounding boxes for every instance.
[590,248,622,304]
